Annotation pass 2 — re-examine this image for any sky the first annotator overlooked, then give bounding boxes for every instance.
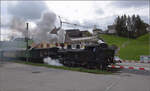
[0,0,149,40]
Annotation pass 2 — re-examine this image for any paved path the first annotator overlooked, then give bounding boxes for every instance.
[0,61,150,91]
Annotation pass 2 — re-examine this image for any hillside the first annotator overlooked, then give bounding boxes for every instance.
[99,34,131,47]
[99,33,150,61]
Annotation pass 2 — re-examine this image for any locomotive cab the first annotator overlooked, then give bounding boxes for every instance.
[85,44,98,51]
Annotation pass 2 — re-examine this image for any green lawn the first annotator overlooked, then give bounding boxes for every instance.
[119,34,149,60]
[99,34,131,47]
[99,33,150,61]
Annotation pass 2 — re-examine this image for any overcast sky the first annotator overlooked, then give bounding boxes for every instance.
[0,1,149,40]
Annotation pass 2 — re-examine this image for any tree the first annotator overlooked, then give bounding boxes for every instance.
[114,14,148,38]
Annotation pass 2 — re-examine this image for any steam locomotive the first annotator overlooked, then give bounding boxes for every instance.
[0,42,115,70]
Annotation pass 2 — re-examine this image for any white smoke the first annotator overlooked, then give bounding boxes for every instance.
[9,17,27,38]
[31,11,60,44]
[0,17,28,49]
[57,29,66,43]
[8,10,66,46]
[47,34,58,43]
[43,57,63,66]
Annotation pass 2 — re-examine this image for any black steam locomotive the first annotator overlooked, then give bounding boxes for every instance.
[0,42,115,70]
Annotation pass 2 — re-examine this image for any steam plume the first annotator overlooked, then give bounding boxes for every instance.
[10,17,27,38]
[8,10,65,45]
[31,11,58,44]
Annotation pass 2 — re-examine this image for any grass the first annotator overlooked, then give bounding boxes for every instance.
[99,34,130,47]
[119,34,150,60]
[99,33,150,61]
[13,60,112,74]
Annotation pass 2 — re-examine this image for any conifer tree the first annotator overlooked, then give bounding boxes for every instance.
[114,14,148,38]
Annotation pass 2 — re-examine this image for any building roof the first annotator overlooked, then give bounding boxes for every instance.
[65,29,82,38]
[71,36,95,41]
[93,28,103,32]
[80,31,89,33]
[50,27,61,34]
[108,25,116,29]
[107,25,116,34]
[80,31,92,37]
